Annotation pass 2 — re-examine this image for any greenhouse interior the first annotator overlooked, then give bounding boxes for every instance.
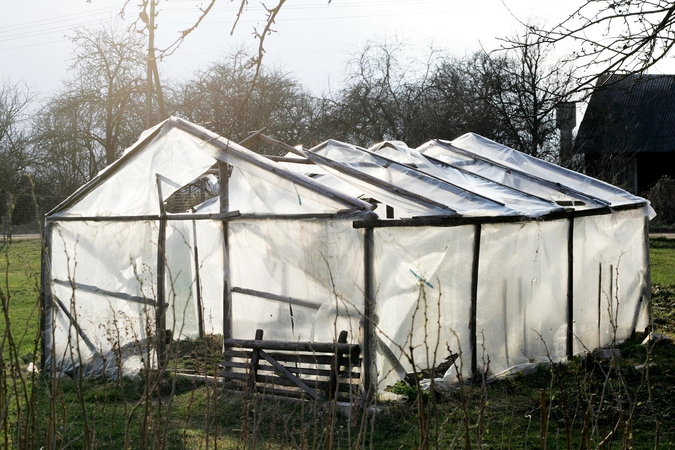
[42,116,653,393]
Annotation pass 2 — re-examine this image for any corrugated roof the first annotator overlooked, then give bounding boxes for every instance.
[575,73,675,154]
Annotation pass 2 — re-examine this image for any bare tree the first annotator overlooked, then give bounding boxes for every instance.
[32,25,146,196]
[119,0,289,129]
[486,28,575,159]
[521,0,675,90]
[171,50,318,150]
[321,31,572,157]
[0,79,32,195]
[318,38,442,147]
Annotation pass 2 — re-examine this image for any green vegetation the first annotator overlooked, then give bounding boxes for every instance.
[2,237,675,448]
[650,237,675,285]
[0,238,41,358]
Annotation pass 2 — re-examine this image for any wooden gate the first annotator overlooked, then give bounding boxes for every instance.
[221,329,362,402]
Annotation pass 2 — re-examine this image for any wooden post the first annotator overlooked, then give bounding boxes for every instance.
[362,227,376,398]
[329,330,348,401]
[597,263,602,349]
[40,221,53,371]
[566,216,575,360]
[247,329,264,393]
[219,161,232,341]
[191,215,204,338]
[470,224,482,376]
[156,175,167,368]
[643,216,653,333]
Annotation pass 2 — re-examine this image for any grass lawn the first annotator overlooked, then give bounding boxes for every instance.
[0,238,42,359]
[650,237,675,285]
[1,236,675,449]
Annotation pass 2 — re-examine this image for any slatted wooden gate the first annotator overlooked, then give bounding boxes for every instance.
[221,329,362,402]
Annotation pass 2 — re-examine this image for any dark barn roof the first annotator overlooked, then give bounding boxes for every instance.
[574,73,675,155]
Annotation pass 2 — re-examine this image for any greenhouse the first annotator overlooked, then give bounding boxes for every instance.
[42,117,653,392]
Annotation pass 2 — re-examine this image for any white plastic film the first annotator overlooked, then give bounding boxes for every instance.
[572,210,650,353]
[373,141,564,217]
[448,133,650,210]
[46,220,159,377]
[311,140,524,217]
[373,225,475,389]
[476,221,569,376]
[228,219,365,343]
[56,126,217,217]
[420,141,607,209]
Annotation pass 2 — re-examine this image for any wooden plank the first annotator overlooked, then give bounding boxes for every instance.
[51,279,159,307]
[258,134,306,157]
[223,350,252,359]
[254,363,361,380]
[220,160,233,367]
[252,385,312,399]
[220,371,248,381]
[52,296,99,355]
[259,350,321,400]
[253,375,357,393]
[234,211,376,221]
[219,360,249,370]
[224,351,360,367]
[222,339,357,354]
[238,127,267,148]
[46,211,241,223]
[231,287,321,310]
[262,155,313,164]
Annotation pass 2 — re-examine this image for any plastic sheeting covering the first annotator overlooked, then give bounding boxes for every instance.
[54,126,217,217]
[476,221,569,375]
[47,221,159,377]
[371,141,565,217]
[45,217,226,377]
[309,140,529,218]
[441,134,652,212]
[43,117,653,391]
[572,209,650,354]
[373,226,475,389]
[229,219,365,344]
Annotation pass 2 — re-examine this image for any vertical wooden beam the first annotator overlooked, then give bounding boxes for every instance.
[566,215,575,360]
[362,226,376,397]
[191,215,204,339]
[643,216,653,333]
[470,224,481,376]
[40,221,53,371]
[597,263,602,349]
[329,330,349,401]
[156,175,167,368]
[247,329,264,393]
[219,161,232,341]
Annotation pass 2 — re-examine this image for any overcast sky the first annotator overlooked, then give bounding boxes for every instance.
[2,0,594,97]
